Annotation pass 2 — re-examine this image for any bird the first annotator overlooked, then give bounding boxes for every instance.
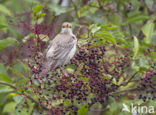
[39,22,77,77]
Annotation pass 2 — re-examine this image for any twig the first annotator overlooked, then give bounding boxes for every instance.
[120,72,138,86]
[110,87,138,94]
[0,81,17,89]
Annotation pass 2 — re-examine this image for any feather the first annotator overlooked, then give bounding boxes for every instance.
[39,33,77,77]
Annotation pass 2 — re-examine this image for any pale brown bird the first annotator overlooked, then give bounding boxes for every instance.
[39,22,77,77]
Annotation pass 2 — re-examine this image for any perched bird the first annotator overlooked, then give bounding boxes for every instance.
[39,22,77,77]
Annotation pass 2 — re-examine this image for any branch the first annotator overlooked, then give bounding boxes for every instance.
[109,87,138,95]
[0,81,17,89]
[120,72,138,87]
[0,81,48,110]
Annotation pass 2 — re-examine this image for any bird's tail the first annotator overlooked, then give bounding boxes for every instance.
[38,60,52,79]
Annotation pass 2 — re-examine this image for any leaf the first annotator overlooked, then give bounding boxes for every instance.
[0,37,16,50]
[9,67,27,80]
[13,95,24,103]
[33,5,43,14]
[13,62,29,73]
[133,36,139,58]
[141,22,154,44]
[90,24,101,34]
[49,4,73,16]
[39,34,49,42]
[138,57,149,70]
[77,103,88,115]
[0,63,7,75]
[0,88,14,93]
[124,13,149,24]
[3,102,17,113]
[96,31,116,45]
[0,74,12,83]
[78,3,98,18]
[0,14,7,31]
[0,24,7,30]
[0,4,12,16]
[0,63,12,83]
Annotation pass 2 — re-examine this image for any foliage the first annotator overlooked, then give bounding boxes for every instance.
[0,0,156,115]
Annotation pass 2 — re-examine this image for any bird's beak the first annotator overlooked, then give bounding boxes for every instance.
[65,24,70,28]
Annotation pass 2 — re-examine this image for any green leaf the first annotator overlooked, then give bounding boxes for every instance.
[33,5,43,14]
[133,36,139,58]
[90,24,101,34]
[13,95,24,103]
[95,31,116,45]
[0,37,16,50]
[0,63,7,75]
[0,74,12,83]
[78,3,98,18]
[0,4,12,16]
[0,14,7,31]
[49,4,73,16]
[3,102,17,113]
[141,22,154,44]
[9,67,27,80]
[0,88,14,93]
[124,13,149,24]
[13,62,29,73]
[0,63,12,83]
[0,24,7,30]
[77,103,88,115]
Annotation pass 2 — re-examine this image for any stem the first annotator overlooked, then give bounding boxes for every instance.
[120,72,138,87]
[0,81,17,89]
[110,87,138,95]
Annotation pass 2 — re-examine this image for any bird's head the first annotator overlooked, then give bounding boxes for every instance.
[61,22,73,34]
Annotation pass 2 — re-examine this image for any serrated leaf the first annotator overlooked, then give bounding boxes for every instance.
[133,36,139,58]
[141,22,154,44]
[0,4,12,16]
[0,37,16,50]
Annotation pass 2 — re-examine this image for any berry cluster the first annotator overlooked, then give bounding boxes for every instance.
[14,19,155,114]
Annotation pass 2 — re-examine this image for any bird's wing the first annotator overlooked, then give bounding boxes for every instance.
[45,33,76,69]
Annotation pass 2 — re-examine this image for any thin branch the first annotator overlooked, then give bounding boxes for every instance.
[110,87,138,95]
[0,81,17,89]
[120,72,138,87]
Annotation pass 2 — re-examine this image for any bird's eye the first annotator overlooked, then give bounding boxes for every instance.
[62,26,65,28]
[69,26,72,28]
